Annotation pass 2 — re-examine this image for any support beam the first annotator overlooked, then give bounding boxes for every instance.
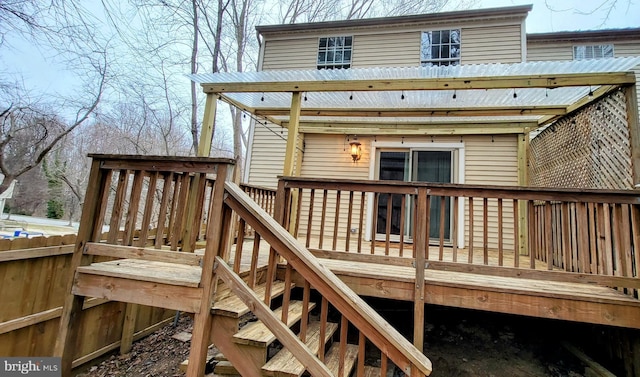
[624,85,640,187]
[198,93,217,157]
[257,106,566,118]
[283,92,302,177]
[517,133,529,255]
[202,71,637,93]
[295,122,535,135]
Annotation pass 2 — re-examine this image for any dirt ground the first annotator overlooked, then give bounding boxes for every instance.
[77,302,589,377]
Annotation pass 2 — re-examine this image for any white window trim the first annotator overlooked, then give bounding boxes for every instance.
[572,44,614,60]
[365,141,465,248]
[420,29,461,66]
[317,36,353,70]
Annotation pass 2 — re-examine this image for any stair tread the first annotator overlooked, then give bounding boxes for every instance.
[261,321,338,377]
[76,259,201,287]
[213,360,237,375]
[233,300,316,347]
[324,343,359,377]
[212,280,287,318]
[364,366,383,377]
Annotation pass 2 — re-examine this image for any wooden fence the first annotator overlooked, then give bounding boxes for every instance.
[0,234,176,369]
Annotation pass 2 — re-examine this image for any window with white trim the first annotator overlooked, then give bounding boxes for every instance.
[421,29,461,66]
[317,36,352,70]
[573,44,614,60]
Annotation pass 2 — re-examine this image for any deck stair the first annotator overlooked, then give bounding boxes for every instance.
[54,155,432,377]
[205,278,361,377]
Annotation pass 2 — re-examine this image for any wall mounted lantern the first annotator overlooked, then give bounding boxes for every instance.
[349,137,362,162]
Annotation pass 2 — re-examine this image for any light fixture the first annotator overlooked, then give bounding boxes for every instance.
[349,136,362,162]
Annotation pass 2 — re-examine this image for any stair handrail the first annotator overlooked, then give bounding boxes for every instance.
[223,181,433,376]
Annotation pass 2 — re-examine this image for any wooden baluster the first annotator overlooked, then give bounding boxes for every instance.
[107,169,130,245]
[424,193,430,262]
[528,200,536,269]
[249,233,260,289]
[294,188,303,238]
[631,205,640,297]
[453,196,459,263]
[319,189,328,249]
[346,191,354,252]
[306,188,315,248]
[339,315,348,377]
[371,193,379,255]
[137,172,158,247]
[602,203,613,275]
[264,245,278,306]
[281,263,292,324]
[612,204,624,290]
[620,204,633,295]
[595,203,605,274]
[380,353,388,377]
[399,194,406,257]
[318,296,328,362]
[172,172,191,250]
[154,172,173,249]
[300,280,311,343]
[166,174,182,250]
[545,201,553,270]
[468,197,474,264]
[333,190,341,251]
[233,219,245,273]
[358,192,365,253]
[439,196,446,261]
[123,170,145,246]
[357,331,365,377]
[578,202,590,273]
[483,197,489,265]
[513,199,519,268]
[385,194,392,256]
[497,198,503,266]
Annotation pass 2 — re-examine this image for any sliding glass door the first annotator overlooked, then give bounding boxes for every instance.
[376,149,453,240]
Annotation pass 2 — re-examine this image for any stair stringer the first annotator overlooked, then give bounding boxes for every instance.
[209,314,264,377]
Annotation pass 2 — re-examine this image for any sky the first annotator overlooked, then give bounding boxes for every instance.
[476,0,639,32]
[2,0,639,113]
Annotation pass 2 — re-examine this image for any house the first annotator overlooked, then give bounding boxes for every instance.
[236,4,640,252]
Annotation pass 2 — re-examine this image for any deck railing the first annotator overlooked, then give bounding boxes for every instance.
[276,177,640,297]
[82,154,231,252]
[221,181,433,376]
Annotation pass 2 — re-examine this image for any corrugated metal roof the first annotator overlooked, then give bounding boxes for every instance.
[189,58,640,126]
[190,58,640,85]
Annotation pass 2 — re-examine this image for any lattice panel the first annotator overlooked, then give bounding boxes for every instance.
[529,90,633,190]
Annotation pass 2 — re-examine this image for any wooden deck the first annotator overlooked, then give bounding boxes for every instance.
[225,237,640,329]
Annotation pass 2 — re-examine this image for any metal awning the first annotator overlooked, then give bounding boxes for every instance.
[189,57,640,133]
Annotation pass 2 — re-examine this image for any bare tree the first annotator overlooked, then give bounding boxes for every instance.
[545,0,633,26]
[0,0,109,196]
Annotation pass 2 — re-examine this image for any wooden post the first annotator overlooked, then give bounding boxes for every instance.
[284,92,302,233]
[623,85,640,187]
[283,92,302,177]
[186,163,231,377]
[413,187,427,352]
[182,93,219,252]
[517,133,529,255]
[198,93,217,157]
[55,158,110,376]
[120,303,139,354]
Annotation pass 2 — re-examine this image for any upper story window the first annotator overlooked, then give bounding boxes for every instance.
[317,36,352,70]
[573,44,614,60]
[421,29,461,67]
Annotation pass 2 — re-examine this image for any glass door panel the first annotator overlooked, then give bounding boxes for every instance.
[376,151,408,236]
[413,151,452,240]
